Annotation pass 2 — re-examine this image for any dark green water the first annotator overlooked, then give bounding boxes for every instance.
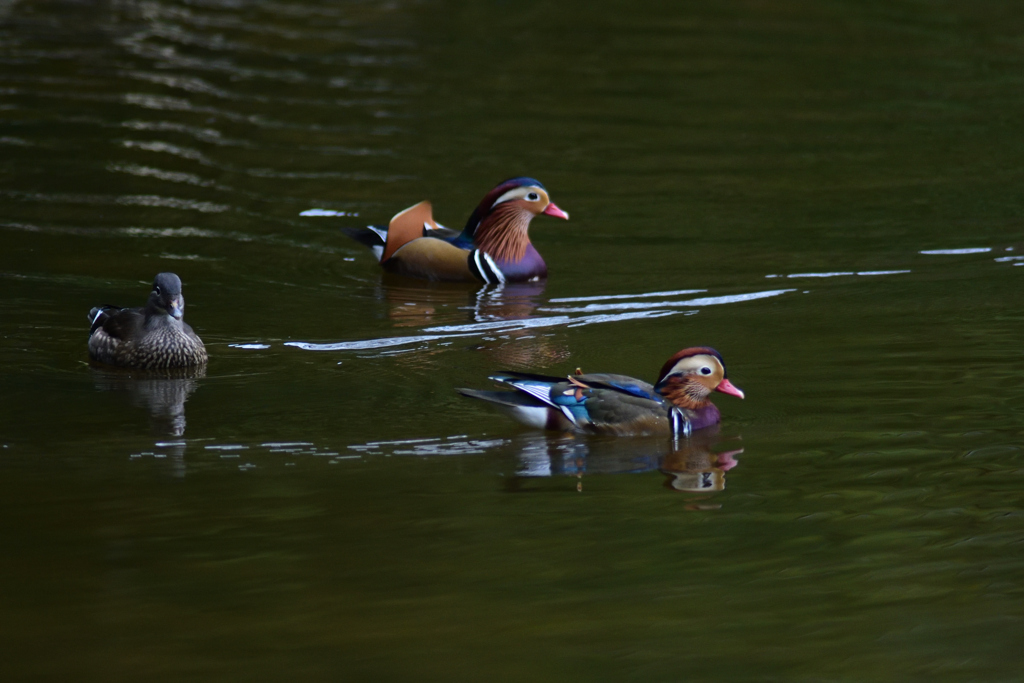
[3,0,1024,680]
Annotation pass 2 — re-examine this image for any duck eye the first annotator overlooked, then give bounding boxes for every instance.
[154,285,162,295]
[526,192,539,201]
[700,367,712,375]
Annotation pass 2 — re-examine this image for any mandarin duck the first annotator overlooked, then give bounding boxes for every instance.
[87,272,207,369]
[458,347,744,437]
[342,177,568,283]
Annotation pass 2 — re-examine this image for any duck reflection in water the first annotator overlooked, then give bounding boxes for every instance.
[91,365,204,438]
[379,278,571,368]
[509,426,742,501]
[379,277,546,326]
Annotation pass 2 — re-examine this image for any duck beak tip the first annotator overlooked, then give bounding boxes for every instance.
[542,202,569,220]
[716,379,745,399]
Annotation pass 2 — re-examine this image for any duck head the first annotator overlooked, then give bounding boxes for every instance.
[461,177,568,264]
[654,347,744,410]
[147,272,185,320]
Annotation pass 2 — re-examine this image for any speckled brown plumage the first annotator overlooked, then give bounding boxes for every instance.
[87,273,207,370]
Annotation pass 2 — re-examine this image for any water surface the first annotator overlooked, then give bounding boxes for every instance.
[2,0,1024,680]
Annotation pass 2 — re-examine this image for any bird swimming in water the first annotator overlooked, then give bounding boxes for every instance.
[87,272,207,370]
[458,347,744,437]
[342,177,569,284]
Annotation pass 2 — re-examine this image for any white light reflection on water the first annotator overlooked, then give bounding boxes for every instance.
[167,437,514,464]
[549,288,705,303]
[765,270,910,279]
[277,287,794,353]
[920,247,992,255]
[299,208,359,217]
[348,436,508,457]
[285,309,683,351]
[540,289,795,314]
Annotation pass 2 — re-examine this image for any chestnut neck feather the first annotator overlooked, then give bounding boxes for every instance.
[659,379,710,411]
[475,203,533,264]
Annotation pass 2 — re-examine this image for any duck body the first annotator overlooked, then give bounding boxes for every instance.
[88,273,207,370]
[458,347,744,437]
[342,177,568,284]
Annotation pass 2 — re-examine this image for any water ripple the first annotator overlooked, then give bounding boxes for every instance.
[107,162,225,188]
[0,190,229,213]
[541,289,796,313]
[920,247,992,255]
[281,287,796,354]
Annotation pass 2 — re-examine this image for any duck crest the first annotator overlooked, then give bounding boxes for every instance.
[462,177,543,233]
[655,346,727,411]
[474,202,533,264]
[657,346,725,384]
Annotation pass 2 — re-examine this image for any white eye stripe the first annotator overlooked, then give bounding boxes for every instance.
[491,186,544,207]
[668,355,722,378]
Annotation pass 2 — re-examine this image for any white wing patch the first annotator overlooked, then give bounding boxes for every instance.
[508,380,579,427]
[510,381,554,406]
[559,405,579,426]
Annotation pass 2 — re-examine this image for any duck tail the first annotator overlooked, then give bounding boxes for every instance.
[341,226,388,262]
[457,387,542,408]
[457,387,557,430]
[88,305,120,334]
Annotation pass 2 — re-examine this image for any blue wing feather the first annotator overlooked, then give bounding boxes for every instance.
[572,373,660,401]
[598,381,657,400]
[492,371,662,428]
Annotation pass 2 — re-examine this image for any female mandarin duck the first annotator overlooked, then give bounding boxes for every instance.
[458,347,744,437]
[343,177,568,283]
[87,272,207,369]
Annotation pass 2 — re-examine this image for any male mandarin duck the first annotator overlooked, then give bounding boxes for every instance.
[342,177,568,283]
[458,347,744,437]
[87,272,207,369]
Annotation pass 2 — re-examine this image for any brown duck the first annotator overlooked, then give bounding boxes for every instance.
[87,273,207,370]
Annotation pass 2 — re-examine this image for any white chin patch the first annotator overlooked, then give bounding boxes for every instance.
[371,246,384,261]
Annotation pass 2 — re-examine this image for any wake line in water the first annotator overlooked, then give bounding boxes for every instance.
[283,288,794,353]
[549,288,705,303]
[540,289,795,314]
[285,310,683,351]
